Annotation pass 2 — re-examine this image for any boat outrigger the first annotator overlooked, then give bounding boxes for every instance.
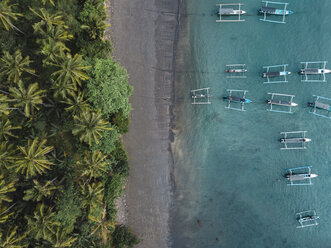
[259,1,293,24]
[191,88,211,105]
[308,95,331,119]
[226,64,247,78]
[296,210,319,228]
[223,89,251,111]
[285,166,318,186]
[262,64,291,83]
[267,93,297,113]
[300,61,331,82]
[280,131,311,150]
[216,3,245,22]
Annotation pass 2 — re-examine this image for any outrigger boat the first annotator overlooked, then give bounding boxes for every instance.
[259,1,293,24]
[262,64,291,83]
[300,61,331,82]
[226,64,247,78]
[279,131,311,150]
[216,3,245,22]
[191,88,211,105]
[308,95,331,119]
[285,166,317,186]
[267,93,297,113]
[296,210,319,228]
[224,89,251,111]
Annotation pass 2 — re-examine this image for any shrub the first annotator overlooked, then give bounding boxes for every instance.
[112,225,139,248]
[86,58,132,119]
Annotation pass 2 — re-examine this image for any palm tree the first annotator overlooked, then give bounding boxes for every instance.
[47,227,77,248]
[30,8,66,33]
[14,138,54,178]
[50,53,90,89]
[0,0,22,31]
[52,79,75,100]
[39,38,68,64]
[0,118,21,141]
[72,109,112,146]
[0,141,16,168]
[23,178,59,202]
[0,174,16,204]
[62,91,88,116]
[26,203,60,240]
[80,181,103,210]
[0,50,36,84]
[81,9,109,40]
[77,150,107,181]
[0,226,27,248]
[9,81,45,117]
[88,205,113,245]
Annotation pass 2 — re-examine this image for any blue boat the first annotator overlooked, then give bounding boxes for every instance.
[308,101,331,111]
[223,96,251,104]
[259,6,293,15]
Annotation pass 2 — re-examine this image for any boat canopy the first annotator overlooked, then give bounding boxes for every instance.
[261,6,276,13]
[315,101,330,110]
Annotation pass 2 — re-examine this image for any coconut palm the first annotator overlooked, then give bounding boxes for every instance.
[88,205,113,244]
[0,174,15,204]
[0,118,21,141]
[80,181,103,210]
[14,138,54,178]
[62,91,88,116]
[9,81,45,117]
[0,226,26,248]
[0,50,36,84]
[52,79,75,100]
[72,109,111,146]
[47,227,77,248]
[30,8,66,33]
[50,53,90,89]
[40,38,68,64]
[0,0,22,31]
[26,203,60,240]
[0,141,15,169]
[81,9,109,40]
[77,150,107,180]
[23,178,58,202]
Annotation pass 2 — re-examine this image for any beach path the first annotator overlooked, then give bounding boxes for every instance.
[108,0,180,247]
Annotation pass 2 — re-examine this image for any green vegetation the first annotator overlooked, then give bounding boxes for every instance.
[0,0,138,247]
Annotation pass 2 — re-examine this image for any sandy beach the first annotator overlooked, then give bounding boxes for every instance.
[108,0,181,247]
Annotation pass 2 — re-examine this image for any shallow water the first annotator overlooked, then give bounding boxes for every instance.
[171,0,331,247]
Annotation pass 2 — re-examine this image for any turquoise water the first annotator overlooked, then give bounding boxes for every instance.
[171,1,331,247]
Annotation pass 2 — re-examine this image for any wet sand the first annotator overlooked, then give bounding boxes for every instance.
[108,0,181,247]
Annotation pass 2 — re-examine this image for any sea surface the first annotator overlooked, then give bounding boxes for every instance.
[171,1,331,247]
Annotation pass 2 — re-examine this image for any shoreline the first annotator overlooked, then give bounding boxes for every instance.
[108,0,182,247]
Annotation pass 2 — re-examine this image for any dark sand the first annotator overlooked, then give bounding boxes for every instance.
[108,0,182,247]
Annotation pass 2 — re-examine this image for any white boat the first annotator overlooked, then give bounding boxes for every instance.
[300,68,331,75]
[218,8,246,16]
[280,138,311,143]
